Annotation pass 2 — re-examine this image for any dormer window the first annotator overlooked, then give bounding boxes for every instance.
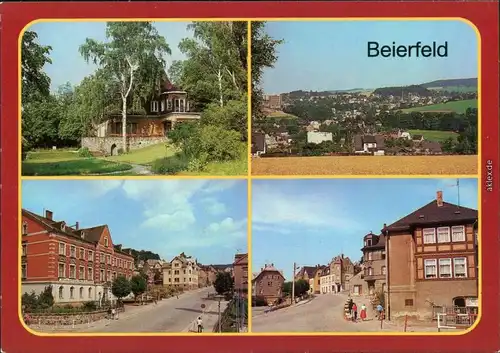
[104,237,109,247]
[60,222,66,231]
[150,101,159,112]
[22,222,28,235]
[81,231,85,239]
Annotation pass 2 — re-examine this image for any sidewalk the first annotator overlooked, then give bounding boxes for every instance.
[183,300,229,333]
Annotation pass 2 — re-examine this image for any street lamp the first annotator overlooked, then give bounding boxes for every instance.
[214,295,225,333]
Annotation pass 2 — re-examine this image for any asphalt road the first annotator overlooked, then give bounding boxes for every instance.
[81,287,213,333]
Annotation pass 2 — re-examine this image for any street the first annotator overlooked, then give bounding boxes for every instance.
[251,293,440,333]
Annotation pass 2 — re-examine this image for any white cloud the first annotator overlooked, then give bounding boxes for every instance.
[202,197,227,216]
[252,224,291,235]
[88,180,123,197]
[252,183,363,232]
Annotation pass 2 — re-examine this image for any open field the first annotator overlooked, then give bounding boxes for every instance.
[252,155,477,176]
[427,86,477,93]
[401,99,477,114]
[266,111,297,119]
[408,130,459,142]
[106,143,177,165]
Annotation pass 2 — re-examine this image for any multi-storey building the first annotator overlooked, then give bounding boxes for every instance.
[320,255,355,294]
[385,191,478,319]
[233,253,248,293]
[361,232,387,295]
[21,209,135,304]
[162,252,199,290]
[253,263,285,303]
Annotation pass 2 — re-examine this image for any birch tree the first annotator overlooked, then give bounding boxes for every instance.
[79,22,170,152]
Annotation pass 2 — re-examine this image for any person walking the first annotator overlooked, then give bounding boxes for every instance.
[197,316,203,333]
[376,304,384,320]
[360,304,367,321]
[352,303,358,322]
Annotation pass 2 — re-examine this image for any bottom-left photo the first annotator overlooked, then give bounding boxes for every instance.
[20,179,249,334]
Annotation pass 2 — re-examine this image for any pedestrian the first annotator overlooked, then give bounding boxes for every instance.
[360,304,367,321]
[111,307,116,320]
[197,316,203,333]
[352,303,358,322]
[376,304,384,319]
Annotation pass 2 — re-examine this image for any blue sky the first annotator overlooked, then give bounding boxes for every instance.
[252,178,478,280]
[28,21,192,91]
[262,20,478,93]
[22,180,247,265]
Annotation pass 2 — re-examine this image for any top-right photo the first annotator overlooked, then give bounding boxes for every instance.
[251,20,478,176]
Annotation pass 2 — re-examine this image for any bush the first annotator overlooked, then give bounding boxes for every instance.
[77,147,93,158]
[151,154,189,175]
[198,125,241,162]
[21,286,54,312]
[252,296,268,307]
[83,301,97,311]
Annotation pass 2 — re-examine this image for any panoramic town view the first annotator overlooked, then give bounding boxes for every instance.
[251,178,479,332]
[21,21,248,176]
[21,179,248,333]
[251,21,478,175]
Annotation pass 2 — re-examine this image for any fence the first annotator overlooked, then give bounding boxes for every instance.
[437,313,478,332]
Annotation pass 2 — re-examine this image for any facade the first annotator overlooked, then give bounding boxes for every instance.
[361,233,387,296]
[81,77,201,155]
[320,255,355,294]
[253,264,285,303]
[198,265,218,287]
[307,131,333,145]
[311,266,325,294]
[263,94,282,109]
[162,252,199,290]
[251,132,267,156]
[21,209,134,304]
[385,191,478,319]
[349,271,368,297]
[354,135,385,154]
[233,253,249,293]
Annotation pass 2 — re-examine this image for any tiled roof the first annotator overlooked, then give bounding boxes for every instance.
[384,200,478,232]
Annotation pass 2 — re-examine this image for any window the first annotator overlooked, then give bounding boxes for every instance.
[405,299,414,306]
[58,263,65,278]
[88,267,93,281]
[451,226,466,242]
[69,265,76,279]
[79,266,85,280]
[22,244,27,256]
[100,269,105,281]
[161,100,165,111]
[79,287,84,299]
[381,251,386,260]
[88,251,94,261]
[21,264,27,279]
[107,255,111,264]
[22,222,28,235]
[104,237,109,247]
[59,243,66,255]
[70,286,74,299]
[453,258,467,278]
[79,248,85,259]
[424,259,437,279]
[100,253,105,263]
[151,101,159,112]
[437,227,451,243]
[381,266,386,275]
[268,281,272,286]
[113,272,117,280]
[59,286,64,299]
[367,252,373,261]
[438,258,452,278]
[107,271,111,281]
[70,246,76,258]
[167,99,172,110]
[368,267,373,276]
[112,258,115,266]
[88,287,92,299]
[423,228,436,244]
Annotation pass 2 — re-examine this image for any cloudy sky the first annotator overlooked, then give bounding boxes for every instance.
[251,178,478,279]
[22,179,248,265]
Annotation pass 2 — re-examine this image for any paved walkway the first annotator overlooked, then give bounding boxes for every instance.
[183,300,229,333]
[251,293,446,333]
[31,288,212,333]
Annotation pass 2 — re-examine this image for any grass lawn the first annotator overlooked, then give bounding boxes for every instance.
[180,142,248,176]
[106,143,177,165]
[427,86,477,93]
[408,129,459,142]
[23,150,132,176]
[401,99,477,114]
[266,111,297,119]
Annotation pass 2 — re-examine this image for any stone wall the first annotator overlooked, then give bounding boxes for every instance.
[26,307,124,326]
[81,136,168,156]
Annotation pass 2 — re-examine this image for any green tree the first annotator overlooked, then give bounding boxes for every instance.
[214,271,234,295]
[282,281,292,296]
[130,274,147,299]
[37,285,55,309]
[295,279,310,296]
[112,275,131,302]
[21,31,52,103]
[79,22,171,152]
[201,100,247,141]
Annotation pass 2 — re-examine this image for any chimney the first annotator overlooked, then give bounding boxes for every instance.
[436,190,443,207]
[45,210,53,220]
[75,222,79,230]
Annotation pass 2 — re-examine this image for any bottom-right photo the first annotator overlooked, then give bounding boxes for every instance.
[250,178,479,333]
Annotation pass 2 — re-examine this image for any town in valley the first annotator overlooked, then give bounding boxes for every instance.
[251,178,478,333]
[21,180,248,333]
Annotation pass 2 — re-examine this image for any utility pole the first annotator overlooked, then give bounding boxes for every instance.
[291,262,297,305]
[218,299,222,332]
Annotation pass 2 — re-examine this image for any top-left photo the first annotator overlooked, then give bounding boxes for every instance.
[21,20,249,177]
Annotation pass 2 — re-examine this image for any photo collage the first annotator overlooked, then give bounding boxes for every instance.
[20,19,480,336]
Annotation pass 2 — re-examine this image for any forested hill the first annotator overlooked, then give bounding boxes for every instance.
[421,78,477,88]
[372,85,432,97]
[283,90,334,99]
[122,248,161,263]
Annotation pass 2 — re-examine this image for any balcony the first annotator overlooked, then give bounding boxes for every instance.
[58,255,67,262]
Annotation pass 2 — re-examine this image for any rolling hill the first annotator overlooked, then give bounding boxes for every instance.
[401,99,478,114]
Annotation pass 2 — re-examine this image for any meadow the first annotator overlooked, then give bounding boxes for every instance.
[401,99,478,114]
[252,155,477,176]
[408,130,459,142]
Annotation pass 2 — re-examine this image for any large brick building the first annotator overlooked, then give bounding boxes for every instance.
[384,191,478,319]
[21,209,135,304]
[233,253,248,293]
[360,232,386,296]
[253,263,285,304]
